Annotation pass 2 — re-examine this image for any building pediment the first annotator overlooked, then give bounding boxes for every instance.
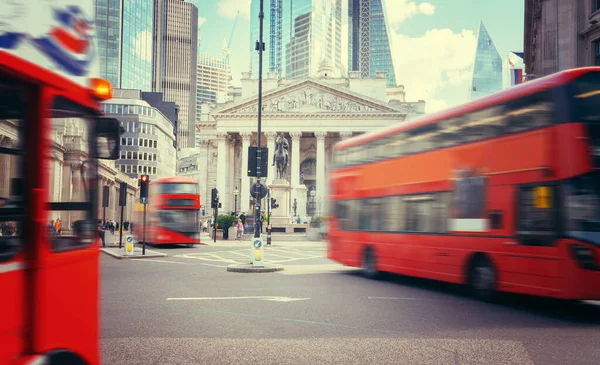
[214,79,404,117]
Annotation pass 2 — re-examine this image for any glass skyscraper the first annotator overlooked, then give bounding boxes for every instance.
[348,0,397,86]
[95,0,154,91]
[469,21,503,100]
[249,0,345,78]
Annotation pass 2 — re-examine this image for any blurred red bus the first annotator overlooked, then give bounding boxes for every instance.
[328,67,600,301]
[133,176,201,246]
[0,1,120,364]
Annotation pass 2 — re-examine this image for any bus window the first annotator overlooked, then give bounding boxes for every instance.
[0,77,25,262]
[516,184,559,246]
[46,111,96,252]
[384,195,405,232]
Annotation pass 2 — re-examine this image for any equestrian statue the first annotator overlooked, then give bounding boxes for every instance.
[272,133,289,180]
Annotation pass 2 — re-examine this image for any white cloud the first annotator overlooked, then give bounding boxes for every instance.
[198,16,207,28]
[389,28,476,113]
[386,0,436,27]
[217,0,251,19]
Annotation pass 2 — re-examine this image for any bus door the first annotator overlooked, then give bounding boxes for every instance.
[0,75,26,364]
[504,183,561,294]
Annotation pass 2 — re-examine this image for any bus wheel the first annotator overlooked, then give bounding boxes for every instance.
[47,350,87,365]
[468,255,497,302]
[363,248,379,279]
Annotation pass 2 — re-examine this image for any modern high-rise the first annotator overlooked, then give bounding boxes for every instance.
[196,54,231,120]
[152,0,198,149]
[95,0,154,91]
[347,0,397,86]
[469,21,502,100]
[249,0,345,79]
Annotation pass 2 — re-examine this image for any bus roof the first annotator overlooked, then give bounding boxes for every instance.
[0,0,101,106]
[151,176,199,185]
[335,67,600,151]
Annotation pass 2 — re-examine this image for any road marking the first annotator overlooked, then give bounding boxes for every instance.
[133,259,190,265]
[167,296,311,302]
[368,296,465,302]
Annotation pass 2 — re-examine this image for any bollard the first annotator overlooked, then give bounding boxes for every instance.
[266,225,272,246]
[251,237,264,267]
[124,235,134,256]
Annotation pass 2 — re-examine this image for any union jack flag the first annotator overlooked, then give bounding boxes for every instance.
[33,5,95,76]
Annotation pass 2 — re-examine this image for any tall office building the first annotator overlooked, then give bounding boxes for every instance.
[469,21,502,100]
[249,0,345,78]
[95,0,154,91]
[153,0,198,149]
[196,54,232,120]
[347,0,397,86]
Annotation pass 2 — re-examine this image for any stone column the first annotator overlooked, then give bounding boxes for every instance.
[0,137,12,196]
[315,131,326,217]
[290,132,303,218]
[198,138,209,214]
[240,132,252,213]
[216,132,228,213]
[265,132,277,185]
[227,136,236,214]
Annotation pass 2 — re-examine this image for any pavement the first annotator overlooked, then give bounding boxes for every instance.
[101,236,600,365]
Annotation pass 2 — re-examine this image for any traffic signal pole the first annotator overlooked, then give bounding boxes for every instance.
[254,0,265,239]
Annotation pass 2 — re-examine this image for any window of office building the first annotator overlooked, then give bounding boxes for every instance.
[595,39,600,65]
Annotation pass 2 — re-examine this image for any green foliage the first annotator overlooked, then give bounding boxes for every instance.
[216,215,236,230]
[310,216,323,228]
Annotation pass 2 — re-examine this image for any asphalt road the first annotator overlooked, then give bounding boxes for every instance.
[101,239,600,365]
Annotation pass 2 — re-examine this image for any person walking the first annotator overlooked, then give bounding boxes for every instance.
[236,219,243,240]
[54,218,62,235]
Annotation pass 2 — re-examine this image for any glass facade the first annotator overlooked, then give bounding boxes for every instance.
[95,0,122,87]
[347,0,397,86]
[121,0,153,91]
[95,0,153,91]
[470,21,503,100]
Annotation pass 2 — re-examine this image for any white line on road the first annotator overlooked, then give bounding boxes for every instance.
[133,259,190,265]
[167,296,311,302]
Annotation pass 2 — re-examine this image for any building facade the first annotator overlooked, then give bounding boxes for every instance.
[348,0,397,86]
[469,21,503,100]
[152,0,198,149]
[250,0,346,79]
[524,0,600,79]
[196,54,232,120]
[95,0,153,91]
[186,69,425,219]
[102,89,177,180]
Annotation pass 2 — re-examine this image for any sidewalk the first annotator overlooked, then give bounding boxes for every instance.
[101,244,167,259]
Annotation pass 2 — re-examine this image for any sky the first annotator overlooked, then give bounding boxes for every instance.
[191,0,525,113]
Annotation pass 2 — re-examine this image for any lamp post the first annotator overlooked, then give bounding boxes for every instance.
[310,189,316,218]
[233,186,239,216]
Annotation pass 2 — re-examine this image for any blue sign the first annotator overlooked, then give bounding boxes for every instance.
[253,239,262,249]
[126,236,133,243]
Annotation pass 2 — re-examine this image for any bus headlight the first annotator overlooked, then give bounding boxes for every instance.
[570,244,598,270]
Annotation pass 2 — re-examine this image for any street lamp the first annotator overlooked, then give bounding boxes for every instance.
[310,189,316,217]
[233,186,239,216]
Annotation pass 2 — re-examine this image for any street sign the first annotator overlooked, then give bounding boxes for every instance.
[140,197,148,204]
[250,181,268,200]
[251,237,264,267]
[125,235,134,256]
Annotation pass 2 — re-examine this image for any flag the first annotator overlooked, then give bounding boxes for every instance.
[507,51,524,86]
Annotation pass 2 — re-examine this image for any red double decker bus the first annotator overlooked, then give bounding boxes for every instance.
[133,177,201,246]
[328,67,600,301]
[0,0,120,364]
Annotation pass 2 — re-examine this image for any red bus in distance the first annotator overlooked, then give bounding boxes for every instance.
[328,67,600,301]
[134,176,201,246]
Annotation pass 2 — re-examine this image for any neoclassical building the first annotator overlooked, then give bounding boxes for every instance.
[180,67,425,219]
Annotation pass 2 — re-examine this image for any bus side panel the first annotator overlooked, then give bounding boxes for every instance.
[0,260,25,364]
[36,248,99,365]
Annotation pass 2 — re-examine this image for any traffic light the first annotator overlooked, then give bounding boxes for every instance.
[247,146,269,177]
[211,188,219,208]
[270,197,279,209]
[140,175,149,203]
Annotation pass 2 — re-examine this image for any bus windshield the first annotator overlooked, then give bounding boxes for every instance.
[160,183,198,194]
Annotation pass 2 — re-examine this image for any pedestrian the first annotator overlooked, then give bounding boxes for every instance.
[236,219,243,240]
[54,218,61,235]
[203,220,208,233]
[239,213,246,233]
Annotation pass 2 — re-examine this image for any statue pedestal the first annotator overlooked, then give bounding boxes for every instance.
[269,179,293,226]
[295,184,307,218]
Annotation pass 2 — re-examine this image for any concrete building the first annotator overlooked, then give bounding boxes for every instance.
[95,0,154,91]
[186,68,425,222]
[348,0,397,86]
[469,21,503,100]
[102,89,177,180]
[524,0,600,78]
[152,0,198,149]
[196,54,232,120]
